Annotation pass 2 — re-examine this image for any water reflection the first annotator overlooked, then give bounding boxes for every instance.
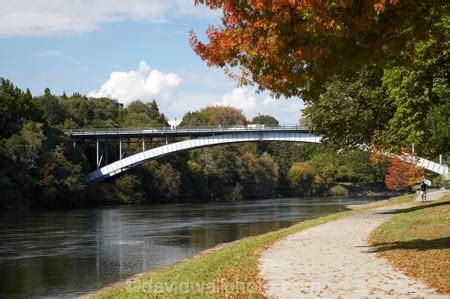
[0,197,375,297]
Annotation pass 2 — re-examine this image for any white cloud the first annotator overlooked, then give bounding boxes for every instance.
[0,0,219,37]
[217,87,257,111]
[88,60,181,106]
[89,62,302,124]
[214,87,303,124]
[257,96,304,124]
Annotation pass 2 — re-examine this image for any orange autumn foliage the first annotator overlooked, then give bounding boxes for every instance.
[384,156,424,191]
[191,0,446,100]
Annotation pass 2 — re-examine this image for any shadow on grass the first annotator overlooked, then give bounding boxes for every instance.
[369,237,450,252]
[376,200,450,215]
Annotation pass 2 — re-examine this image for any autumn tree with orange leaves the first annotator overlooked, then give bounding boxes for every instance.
[190,0,446,99]
[384,156,424,192]
[190,0,449,155]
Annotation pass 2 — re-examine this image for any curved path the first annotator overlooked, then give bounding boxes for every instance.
[260,192,449,298]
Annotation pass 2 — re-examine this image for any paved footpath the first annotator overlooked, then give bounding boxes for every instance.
[260,191,449,298]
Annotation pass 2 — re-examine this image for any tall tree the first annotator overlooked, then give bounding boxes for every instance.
[381,28,449,155]
[125,100,168,126]
[302,67,394,148]
[191,0,447,99]
[180,105,247,126]
[191,1,449,153]
[38,145,85,207]
[250,114,279,125]
[35,88,67,126]
[427,101,450,154]
[0,79,40,138]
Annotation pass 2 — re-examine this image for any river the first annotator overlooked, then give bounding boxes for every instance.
[0,197,378,298]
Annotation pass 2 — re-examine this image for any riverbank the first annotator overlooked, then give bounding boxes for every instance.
[0,197,359,297]
[86,194,422,298]
[84,209,358,297]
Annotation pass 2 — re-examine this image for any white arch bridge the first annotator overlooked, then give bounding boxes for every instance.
[65,125,448,185]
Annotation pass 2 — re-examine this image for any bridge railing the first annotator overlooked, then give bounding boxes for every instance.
[64,124,309,136]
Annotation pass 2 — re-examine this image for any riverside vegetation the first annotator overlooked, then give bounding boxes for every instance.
[1,78,398,210]
[2,2,449,209]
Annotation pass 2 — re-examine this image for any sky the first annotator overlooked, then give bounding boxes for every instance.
[0,0,304,125]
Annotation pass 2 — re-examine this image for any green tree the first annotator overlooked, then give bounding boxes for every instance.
[3,121,46,176]
[253,153,279,198]
[0,79,40,138]
[35,88,67,126]
[114,174,145,204]
[59,94,93,127]
[250,114,279,125]
[0,150,30,209]
[427,101,450,154]
[87,97,122,128]
[121,112,160,128]
[120,100,168,128]
[303,67,394,148]
[382,28,449,155]
[287,162,327,196]
[152,163,182,201]
[308,150,340,184]
[338,150,384,184]
[38,145,85,207]
[179,111,211,126]
[203,106,247,125]
[309,148,387,185]
[126,100,168,125]
[236,151,279,199]
[180,106,247,126]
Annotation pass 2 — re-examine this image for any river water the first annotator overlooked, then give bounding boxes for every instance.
[0,197,377,298]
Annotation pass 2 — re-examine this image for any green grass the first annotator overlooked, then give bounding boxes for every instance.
[370,196,450,294]
[92,193,417,298]
[386,193,416,205]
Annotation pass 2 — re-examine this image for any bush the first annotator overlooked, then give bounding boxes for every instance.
[329,185,350,196]
[287,162,327,196]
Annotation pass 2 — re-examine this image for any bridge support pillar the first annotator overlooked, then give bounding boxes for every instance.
[96,137,100,169]
[119,137,122,160]
[142,137,145,152]
[105,143,109,165]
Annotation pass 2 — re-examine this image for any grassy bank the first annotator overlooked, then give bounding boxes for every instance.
[370,195,450,294]
[90,194,416,298]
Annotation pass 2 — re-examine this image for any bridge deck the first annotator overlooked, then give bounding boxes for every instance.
[63,125,448,183]
[65,125,310,139]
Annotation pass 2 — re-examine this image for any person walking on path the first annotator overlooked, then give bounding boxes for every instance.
[420,180,428,201]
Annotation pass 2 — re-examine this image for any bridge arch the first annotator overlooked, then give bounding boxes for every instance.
[86,131,321,184]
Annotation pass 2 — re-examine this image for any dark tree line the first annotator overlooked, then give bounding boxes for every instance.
[1,78,391,210]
